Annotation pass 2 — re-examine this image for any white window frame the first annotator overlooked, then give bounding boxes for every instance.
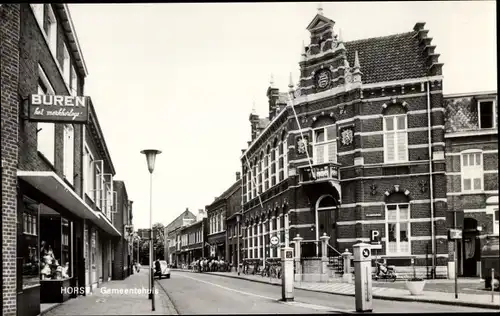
[45,4,57,57]
[460,150,483,193]
[257,156,262,195]
[91,160,104,210]
[70,65,78,96]
[313,124,337,165]
[63,124,74,184]
[283,138,288,179]
[37,65,56,166]
[264,149,270,191]
[270,144,277,187]
[383,114,408,163]
[62,42,71,86]
[83,145,94,200]
[30,4,44,26]
[277,140,283,183]
[478,99,497,129]
[494,208,499,236]
[385,203,411,256]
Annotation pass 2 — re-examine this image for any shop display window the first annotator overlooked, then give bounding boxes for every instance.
[21,197,40,289]
[39,204,73,281]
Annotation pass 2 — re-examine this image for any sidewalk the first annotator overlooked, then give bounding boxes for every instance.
[173,269,500,310]
[41,270,178,315]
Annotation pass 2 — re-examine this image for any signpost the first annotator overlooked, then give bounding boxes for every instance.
[370,230,382,250]
[448,228,463,299]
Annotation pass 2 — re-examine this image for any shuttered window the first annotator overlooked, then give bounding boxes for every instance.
[384,115,408,163]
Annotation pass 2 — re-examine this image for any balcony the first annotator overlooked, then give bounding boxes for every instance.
[298,162,340,184]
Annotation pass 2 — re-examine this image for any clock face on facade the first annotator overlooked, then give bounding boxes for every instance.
[316,70,331,89]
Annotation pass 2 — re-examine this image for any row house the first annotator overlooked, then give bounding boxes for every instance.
[1,4,127,316]
[240,9,449,278]
[112,181,134,280]
[443,91,498,278]
[177,218,208,266]
[164,208,197,266]
[225,173,243,269]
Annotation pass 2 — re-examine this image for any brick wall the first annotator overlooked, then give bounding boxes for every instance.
[1,5,20,315]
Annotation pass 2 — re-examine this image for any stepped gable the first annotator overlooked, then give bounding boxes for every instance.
[344,31,428,84]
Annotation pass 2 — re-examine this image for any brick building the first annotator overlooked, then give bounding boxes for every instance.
[443,91,498,278]
[206,175,241,261]
[178,218,208,265]
[112,181,134,280]
[225,173,243,268]
[240,10,448,278]
[1,4,127,316]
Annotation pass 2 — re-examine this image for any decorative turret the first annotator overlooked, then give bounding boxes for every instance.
[249,101,260,141]
[352,50,362,83]
[267,74,280,120]
[413,22,443,76]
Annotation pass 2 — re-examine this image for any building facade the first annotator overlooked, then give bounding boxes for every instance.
[178,219,207,265]
[444,91,498,278]
[225,173,243,268]
[1,4,126,316]
[112,181,134,280]
[164,208,197,266]
[240,11,448,278]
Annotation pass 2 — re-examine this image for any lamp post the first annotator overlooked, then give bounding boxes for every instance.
[141,149,161,311]
[236,213,241,275]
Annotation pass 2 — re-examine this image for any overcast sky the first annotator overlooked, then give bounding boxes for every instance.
[67,1,497,230]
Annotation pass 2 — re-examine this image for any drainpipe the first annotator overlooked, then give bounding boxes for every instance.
[426,79,436,279]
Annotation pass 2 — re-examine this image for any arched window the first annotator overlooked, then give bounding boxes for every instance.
[383,105,408,163]
[461,150,483,192]
[258,152,263,194]
[264,145,271,191]
[246,167,251,202]
[385,193,411,255]
[252,159,257,198]
[312,118,337,164]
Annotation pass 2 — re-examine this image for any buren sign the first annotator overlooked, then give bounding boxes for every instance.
[29,94,89,124]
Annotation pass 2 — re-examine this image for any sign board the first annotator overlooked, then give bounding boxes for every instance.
[362,248,370,258]
[285,250,293,259]
[370,230,381,243]
[448,228,463,240]
[28,94,89,124]
[270,235,280,246]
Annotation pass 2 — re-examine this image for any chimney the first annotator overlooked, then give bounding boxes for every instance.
[236,172,241,181]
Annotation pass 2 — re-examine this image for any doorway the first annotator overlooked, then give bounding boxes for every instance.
[462,217,480,277]
[315,194,339,256]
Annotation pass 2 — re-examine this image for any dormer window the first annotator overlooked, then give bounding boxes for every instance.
[478,100,496,129]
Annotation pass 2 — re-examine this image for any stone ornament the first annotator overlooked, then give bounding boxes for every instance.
[340,128,354,146]
[297,137,309,154]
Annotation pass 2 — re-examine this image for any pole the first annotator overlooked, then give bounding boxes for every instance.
[149,172,155,311]
[454,239,458,299]
[237,218,241,275]
[492,268,495,303]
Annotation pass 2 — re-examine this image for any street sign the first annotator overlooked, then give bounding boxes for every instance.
[448,228,463,240]
[370,243,382,250]
[370,230,381,243]
[362,248,370,258]
[270,235,280,246]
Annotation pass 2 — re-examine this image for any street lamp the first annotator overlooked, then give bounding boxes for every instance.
[236,213,241,275]
[141,149,161,311]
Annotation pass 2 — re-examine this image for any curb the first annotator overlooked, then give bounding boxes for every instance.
[39,302,64,316]
[155,279,180,315]
[173,270,500,310]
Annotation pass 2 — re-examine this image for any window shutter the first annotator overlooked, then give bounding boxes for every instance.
[396,131,407,161]
[386,132,395,162]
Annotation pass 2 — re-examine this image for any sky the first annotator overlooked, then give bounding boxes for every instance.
[67,1,497,230]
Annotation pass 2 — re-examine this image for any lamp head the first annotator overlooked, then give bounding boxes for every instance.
[140,149,162,173]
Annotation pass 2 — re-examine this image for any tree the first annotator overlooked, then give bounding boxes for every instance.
[133,224,166,265]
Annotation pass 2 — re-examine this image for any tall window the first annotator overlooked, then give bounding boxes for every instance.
[478,100,496,129]
[313,125,337,164]
[62,42,71,86]
[37,66,55,165]
[63,124,74,184]
[264,146,270,191]
[30,4,45,27]
[385,203,410,255]
[44,4,57,56]
[258,153,263,194]
[283,135,288,179]
[494,209,499,236]
[271,139,277,186]
[384,115,408,163]
[70,65,78,96]
[93,160,104,209]
[461,151,483,192]
[246,168,251,202]
[83,145,95,199]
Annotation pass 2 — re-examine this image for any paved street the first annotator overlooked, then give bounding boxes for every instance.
[159,271,496,314]
[42,270,177,315]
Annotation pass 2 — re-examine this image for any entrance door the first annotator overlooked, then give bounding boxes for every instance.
[316,195,338,256]
[462,218,480,277]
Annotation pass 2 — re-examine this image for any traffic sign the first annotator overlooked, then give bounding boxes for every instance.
[270,235,280,246]
[362,248,370,258]
[448,228,463,240]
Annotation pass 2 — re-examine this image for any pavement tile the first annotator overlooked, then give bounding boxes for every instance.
[41,271,177,316]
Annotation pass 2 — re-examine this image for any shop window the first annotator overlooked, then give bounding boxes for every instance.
[478,100,496,129]
[313,124,337,164]
[385,203,411,255]
[21,197,40,289]
[384,114,408,163]
[39,204,73,281]
[461,151,483,192]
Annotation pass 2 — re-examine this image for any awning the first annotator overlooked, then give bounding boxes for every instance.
[17,170,121,237]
